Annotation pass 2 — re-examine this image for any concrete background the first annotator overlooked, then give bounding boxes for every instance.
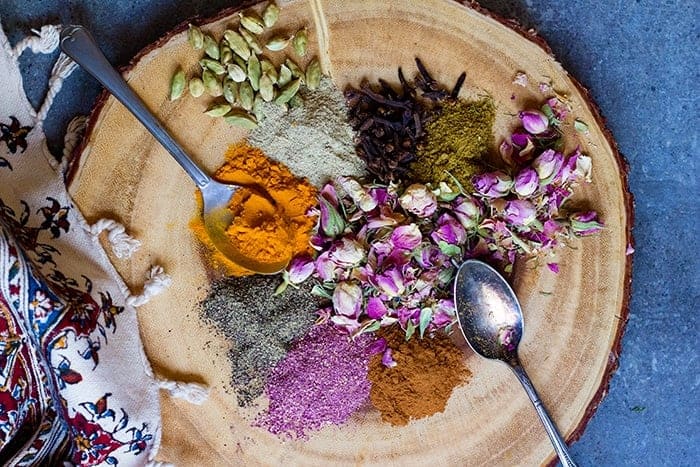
[1,0,698,465]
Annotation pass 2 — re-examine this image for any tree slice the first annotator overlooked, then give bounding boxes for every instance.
[67,0,633,465]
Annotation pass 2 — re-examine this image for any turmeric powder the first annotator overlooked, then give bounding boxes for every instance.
[190,142,317,276]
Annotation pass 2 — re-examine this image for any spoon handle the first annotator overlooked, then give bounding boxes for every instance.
[511,364,578,467]
[59,25,211,189]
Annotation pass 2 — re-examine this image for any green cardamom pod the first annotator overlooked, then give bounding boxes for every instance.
[205,103,232,117]
[259,74,275,102]
[262,3,280,28]
[260,59,278,83]
[189,77,205,98]
[203,34,220,60]
[265,35,290,52]
[238,81,255,110]
[239,12,264,35]
[200,58,226,75]
[275,78,300,104]
[253,94,265,122]
[223,78,239,104]
[203,69,223,97]
[292,29,308,57]
[170,68,186,101]
[305,57,321,90]
[187,24,204,50]
[220,44,233,65]
[224,109,258,129]
[227,64,247,82]
[284,58,305,83]
[247,54,261,91]
[239,27,263,55]
[277,64,292,87]
[223,30,251,60]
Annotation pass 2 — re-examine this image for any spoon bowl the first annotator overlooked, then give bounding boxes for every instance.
[454,259,577,467]
[60,25,291,275]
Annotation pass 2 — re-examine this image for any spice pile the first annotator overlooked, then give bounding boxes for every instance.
[369,327,470,426]
[249,77,366,186]
[180,45,603,439]
[255,322,377,438]
[170,2,321,128]
[200,275,321,406]
[190,142,317,276]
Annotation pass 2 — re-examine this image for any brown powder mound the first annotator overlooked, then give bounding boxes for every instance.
[368,327,471,426]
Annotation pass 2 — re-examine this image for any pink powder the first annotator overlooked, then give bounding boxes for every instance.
[256,322,375,438]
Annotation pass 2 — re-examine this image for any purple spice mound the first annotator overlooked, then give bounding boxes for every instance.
[256,322,375,439]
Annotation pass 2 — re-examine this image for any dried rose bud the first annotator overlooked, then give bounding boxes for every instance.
[399,184,438,218]
[473,171,513,198]
[319,196,345,237]
[570,211,604,236]
[504,199,538,227]
[330,238,366,267]
[332,281,363,318]
[431,213,467,245]
[452,196,481,229]
[519,110,549,135]
[532,149,564,182]
[366,296,389,320]
[514,167,539,197]
[390,224,423,250]
[374,267,405,298]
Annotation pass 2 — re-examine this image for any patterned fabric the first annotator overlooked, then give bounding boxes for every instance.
[0,23,162,466]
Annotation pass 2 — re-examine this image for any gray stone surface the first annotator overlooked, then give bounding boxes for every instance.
[1,0,698,465]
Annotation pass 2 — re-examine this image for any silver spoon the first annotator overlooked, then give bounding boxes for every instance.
[453,259,577,467]
[59,25,291,274]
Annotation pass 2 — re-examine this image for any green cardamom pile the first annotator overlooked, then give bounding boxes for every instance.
[170,1,323,129]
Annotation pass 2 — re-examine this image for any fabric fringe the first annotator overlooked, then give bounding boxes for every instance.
[36,53,78,124]
[56,115,88,174]
[12,25,60,57]
[125,265,172,307]
[86,218,141,259]
[156,379,209,405]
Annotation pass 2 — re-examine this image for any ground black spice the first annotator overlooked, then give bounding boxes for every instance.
[200,275,322,406]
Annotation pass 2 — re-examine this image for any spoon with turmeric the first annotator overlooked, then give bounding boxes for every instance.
[60,25,292,274]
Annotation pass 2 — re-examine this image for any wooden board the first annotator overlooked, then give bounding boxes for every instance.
[66,0,633,465]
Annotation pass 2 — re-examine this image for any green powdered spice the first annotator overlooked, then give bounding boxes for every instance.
[412,98,495,187]
[200,275,322,406]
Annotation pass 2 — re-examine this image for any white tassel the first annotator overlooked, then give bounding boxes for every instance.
[57,115,88,174]
[87,218,141,259]
[36,53,78,124]
[12,25,60,56]
[157,379,209,405]
[125,265,172,307]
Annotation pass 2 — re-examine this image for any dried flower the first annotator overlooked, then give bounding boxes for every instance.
[514,167,539,197]
[473,171,513,198]
[431,213,467,245]
[504,200,537,227]
[452,196,480,229]
[390,224,422,250]
[532,149,564,183]
[570,211,604,236]
[332,281,362,317]
[519,110,549,135]
[399,184,438,217]
[319,196,344,237]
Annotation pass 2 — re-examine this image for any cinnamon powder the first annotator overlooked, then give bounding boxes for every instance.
[368,327,470,426]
